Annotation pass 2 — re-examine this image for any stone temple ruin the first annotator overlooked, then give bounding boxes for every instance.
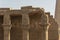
[0,6,58,40]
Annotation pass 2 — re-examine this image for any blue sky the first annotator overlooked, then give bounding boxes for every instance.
[0,0,56,16]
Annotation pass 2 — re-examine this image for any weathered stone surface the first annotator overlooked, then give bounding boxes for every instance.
[0,6,58,40]
[48,16,58,40]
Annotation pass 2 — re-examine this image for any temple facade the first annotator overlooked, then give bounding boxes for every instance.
[0,6,58,40]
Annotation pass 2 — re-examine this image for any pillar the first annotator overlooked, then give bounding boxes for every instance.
[46,24,50,40]
[45,14,50,40]
[2,13,11,40]
[46,23,50,40]
[41,24,49,40]
[3,25,11,40]
[22,29,29,40]
[55,0,60,40]
[40,14,49,40]
[22,14,30,40]
[41,26,46,40]
[46,30,48,40]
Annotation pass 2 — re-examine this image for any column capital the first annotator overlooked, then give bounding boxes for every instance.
[2,24,12,30]
[39,23,49,30]
[21,24,30,30]
[3,24,11,40]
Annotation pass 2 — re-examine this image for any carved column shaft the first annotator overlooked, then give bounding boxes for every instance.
[40,14,49,40]
[46,29,48,40]
[22,14,30,40]
[41,26,46,40]
[46,14,50,40]
[22,30,29,40]
[3,13,11,40]
[3,26,11,40]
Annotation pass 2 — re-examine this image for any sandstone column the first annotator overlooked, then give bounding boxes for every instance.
[22,14,30,40]
[2,13,11,40]
[46,14,50,40]
[40,14,49,40]
[41,26,46,40]
[46,24,49,40]
[46,30,48,40]
[55,0,60,40]
[41,24,49,40]
[3,25,11,40]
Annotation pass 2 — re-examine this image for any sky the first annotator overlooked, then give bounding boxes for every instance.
[0,0,56,16]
